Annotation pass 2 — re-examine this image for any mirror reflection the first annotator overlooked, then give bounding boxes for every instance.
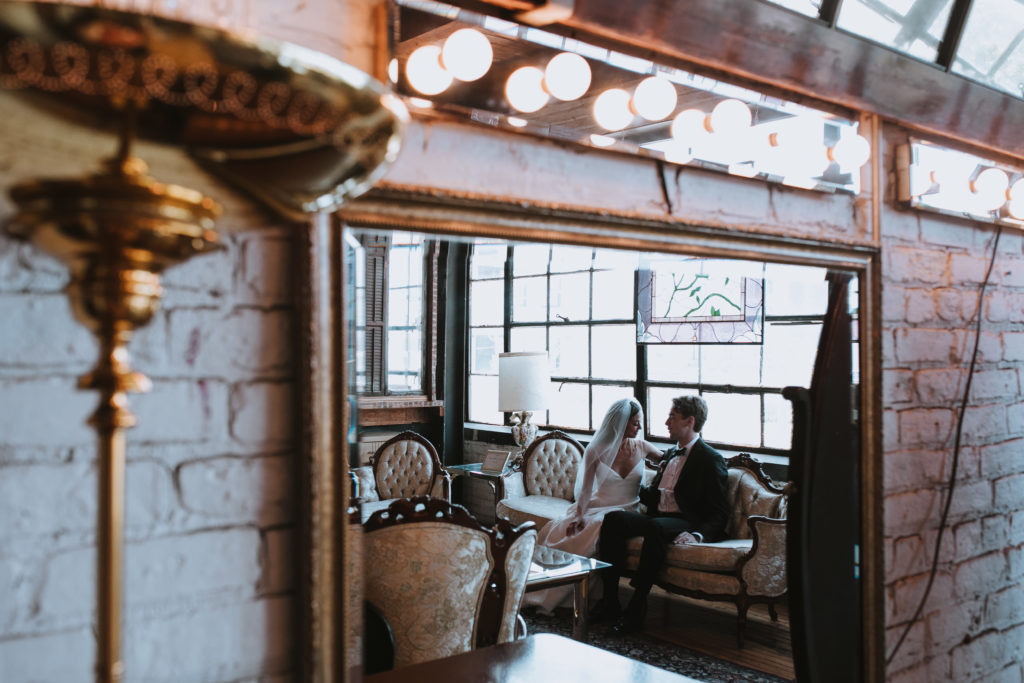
[350,227,861,681]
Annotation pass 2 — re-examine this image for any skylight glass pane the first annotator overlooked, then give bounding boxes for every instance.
[952,0,1024,100]
[761,0,822,19]
[836,0,952,62]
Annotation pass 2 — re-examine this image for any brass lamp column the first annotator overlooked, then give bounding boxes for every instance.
[5,134,222,683]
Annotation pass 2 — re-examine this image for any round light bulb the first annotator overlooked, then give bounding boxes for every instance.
[405,45,452,96]
[971,168,1009,211]
[505,66,549,113]
[670,109,707,145]
[589,134,616,148]
[931,163,970,192]
[593,88,634,131]
[1007,194,1024,220]
[387,58,399,84]
[708,99,752,134]
[1009,177,1024,201]
[543,52,591,101]
[440,28,492,82]
[631,76,677,121]
[829,134,871,171]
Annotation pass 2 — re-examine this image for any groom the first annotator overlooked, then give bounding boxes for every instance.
[595,395,729,634]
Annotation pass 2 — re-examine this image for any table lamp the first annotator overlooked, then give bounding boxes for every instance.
[498,351,550,457]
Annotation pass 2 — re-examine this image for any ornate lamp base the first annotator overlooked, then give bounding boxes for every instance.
[509,410,539,469]
[6,152,221,683]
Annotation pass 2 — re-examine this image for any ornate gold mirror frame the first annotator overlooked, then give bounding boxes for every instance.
[335,187,885,682]
[0,3,406,681]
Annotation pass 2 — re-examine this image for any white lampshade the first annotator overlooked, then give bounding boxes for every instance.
[498,351,549,412]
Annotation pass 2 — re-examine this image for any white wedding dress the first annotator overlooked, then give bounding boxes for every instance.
[523,439,645,613]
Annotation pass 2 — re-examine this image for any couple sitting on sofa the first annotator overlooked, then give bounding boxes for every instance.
[524,394,730,634]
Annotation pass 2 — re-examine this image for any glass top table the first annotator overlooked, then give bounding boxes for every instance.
[525,545,610,642]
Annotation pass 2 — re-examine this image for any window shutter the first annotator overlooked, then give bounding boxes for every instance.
[363,235,389,394]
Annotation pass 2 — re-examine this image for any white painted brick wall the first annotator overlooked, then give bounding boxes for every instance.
[0,81,299,681]
[880,122,1024,681]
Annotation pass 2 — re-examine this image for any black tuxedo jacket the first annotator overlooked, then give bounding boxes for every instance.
[639,438,730,542]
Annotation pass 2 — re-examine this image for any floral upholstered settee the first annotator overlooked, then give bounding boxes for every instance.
[496,448,788,647]
[624,453,789,646]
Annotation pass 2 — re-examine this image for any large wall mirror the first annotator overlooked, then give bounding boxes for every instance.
[335,193,882,681]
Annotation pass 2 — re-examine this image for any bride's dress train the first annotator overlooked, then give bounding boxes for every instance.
[523,440,645,613]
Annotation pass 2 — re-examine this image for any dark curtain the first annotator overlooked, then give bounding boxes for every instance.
[786,271,861,682]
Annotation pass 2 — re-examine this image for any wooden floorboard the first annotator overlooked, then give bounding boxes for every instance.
[640,588,795,681]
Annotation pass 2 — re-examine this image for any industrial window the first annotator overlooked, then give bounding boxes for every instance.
[466,240,858,453]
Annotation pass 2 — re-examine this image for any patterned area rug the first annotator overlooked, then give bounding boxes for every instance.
[523,609,790,683]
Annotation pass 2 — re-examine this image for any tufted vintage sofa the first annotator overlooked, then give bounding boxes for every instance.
[497,446,788,647]
[495,431,584,528]
[624,453,789,646]
[353,431,451,521]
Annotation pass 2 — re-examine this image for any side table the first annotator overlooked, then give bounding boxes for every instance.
[447,462,508,520]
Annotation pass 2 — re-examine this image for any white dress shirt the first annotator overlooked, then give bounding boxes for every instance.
[657,434,700,513]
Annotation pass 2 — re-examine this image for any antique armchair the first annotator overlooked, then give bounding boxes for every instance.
[495,430,584,528]
[352,431,451,520]
[363,497,537,670]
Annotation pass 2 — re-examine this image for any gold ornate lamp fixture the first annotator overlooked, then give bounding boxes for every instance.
[0,3,407,681]
[7,121,222,683]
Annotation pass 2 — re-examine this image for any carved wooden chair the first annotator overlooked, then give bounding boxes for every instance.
[495,430,585,528]
[353,431,451,520]
[362,497,537,670]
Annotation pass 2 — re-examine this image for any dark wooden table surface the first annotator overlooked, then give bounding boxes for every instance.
[364,632,703,682]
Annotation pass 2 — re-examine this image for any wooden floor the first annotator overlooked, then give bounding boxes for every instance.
[641,588,795,681]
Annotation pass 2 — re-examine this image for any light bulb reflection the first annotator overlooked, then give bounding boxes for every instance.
[708,99,751,134]
[631,76,677,121]
[1010,177,1024,201]
[406,45,452,96]
[544,52,591,101]
[971,168,1009,211]
[1008,194,1024,220]
[441,28,493,82]
[829,134,871,171]
[506,66,549,113]
[593,88,633,131]
[670,109,707,146]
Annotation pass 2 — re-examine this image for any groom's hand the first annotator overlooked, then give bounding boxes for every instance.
[673,531,699,545]
[566,519,584,537]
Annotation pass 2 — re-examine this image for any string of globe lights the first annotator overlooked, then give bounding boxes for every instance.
[399,25,872,190]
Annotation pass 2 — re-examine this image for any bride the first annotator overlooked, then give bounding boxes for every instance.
[524,397,661,613]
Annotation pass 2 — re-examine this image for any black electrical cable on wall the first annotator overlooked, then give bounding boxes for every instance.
[886,222,1003,666]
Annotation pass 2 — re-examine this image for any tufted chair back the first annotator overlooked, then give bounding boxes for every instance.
[363,498,536,670]
[370,431,448,500]
[521,431,584,500]
[723,454,788,539]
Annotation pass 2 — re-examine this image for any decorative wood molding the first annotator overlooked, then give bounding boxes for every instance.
[727,453,788,495]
